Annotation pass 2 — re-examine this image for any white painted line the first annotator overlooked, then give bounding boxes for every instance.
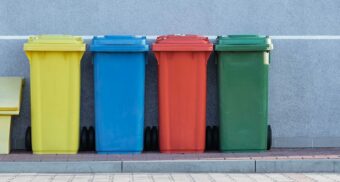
[0,36,30,40]
[0,35,94,40]
[271,35,340,40]
[1,35,340,40]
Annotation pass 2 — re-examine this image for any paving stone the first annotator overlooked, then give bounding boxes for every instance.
[246,173,274,182]
[92,173,112,182]
[52,174,74,182]
[322,173,340,181]
[189,173,213,182]
[31,174,56,182]
[150,174,173,182]
[11,175,35,182]
[113,174,132,182]
[283,173,314,182]
[72,174,94,182]
[0,177,14,182]
[208,173,234,182]
[264,173,294,182]
[304,173,335,182]
[170,173,192,182]
[133,174,153,182]
[228,173,254,182]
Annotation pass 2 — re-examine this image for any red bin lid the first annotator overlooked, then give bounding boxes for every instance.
[152,35,213,51]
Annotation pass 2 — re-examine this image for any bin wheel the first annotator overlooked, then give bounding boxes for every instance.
[80,127,88,151]
[144,127,151,151]
[151,126,159,151]
[212,126,219,151]
[205,126,212,151]
[88,126,95,151]
[267,125,272,150]
[25,127,32,151]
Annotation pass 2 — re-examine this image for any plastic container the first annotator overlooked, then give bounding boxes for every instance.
[0,77,23,154]
[215,35,273,151]
[152,35,213,153]
[90,35,149,154]
[24,35,85,154]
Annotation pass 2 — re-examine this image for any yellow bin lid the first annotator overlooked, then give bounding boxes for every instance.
[24,35,86,51]
[0,77,23,115]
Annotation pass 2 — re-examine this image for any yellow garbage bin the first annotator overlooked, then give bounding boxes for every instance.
[24,35,85,154]
[0,77,23,154]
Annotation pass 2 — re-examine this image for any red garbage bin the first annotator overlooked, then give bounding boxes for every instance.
[152,35,213,153]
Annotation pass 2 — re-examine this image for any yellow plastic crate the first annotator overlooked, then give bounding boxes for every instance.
[24,35,85,154]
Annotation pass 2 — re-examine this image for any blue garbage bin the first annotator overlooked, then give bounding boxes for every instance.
[90,35,149,154]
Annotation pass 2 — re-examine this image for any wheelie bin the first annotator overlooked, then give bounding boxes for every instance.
[90,35,149,154]
[152,35,213,153]
[215,35,273,151]
[24,35,85,154]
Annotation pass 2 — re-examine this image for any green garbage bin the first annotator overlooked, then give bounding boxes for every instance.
[215,35,273,151]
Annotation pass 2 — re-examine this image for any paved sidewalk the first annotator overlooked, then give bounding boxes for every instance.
[1,173,340,182]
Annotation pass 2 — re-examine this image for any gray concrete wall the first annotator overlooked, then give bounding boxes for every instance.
[1,0,340,149]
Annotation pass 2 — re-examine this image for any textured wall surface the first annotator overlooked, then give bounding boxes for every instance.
[1,0,340,149]
[2,0,340,35]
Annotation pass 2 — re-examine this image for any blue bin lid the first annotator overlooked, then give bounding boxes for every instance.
[90,35,149,52]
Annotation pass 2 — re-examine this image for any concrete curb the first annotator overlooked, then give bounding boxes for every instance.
[123,160,255,173]
[256,159,340,173]
[0,159,339,173]
[0,161,122,173]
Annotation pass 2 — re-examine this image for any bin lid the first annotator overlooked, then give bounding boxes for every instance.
[23,35,86,51]
[152,35,213,51]
[0,77,23,115]
[90,35,149,52]
[215,35,273,51]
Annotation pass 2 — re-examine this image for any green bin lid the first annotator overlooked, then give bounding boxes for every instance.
[24,35,86,51]
[215,35,273,51]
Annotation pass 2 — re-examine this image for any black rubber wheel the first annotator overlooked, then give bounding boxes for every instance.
[144,127,151,151]
[25,127,32,151]
[212,126,219,151]
[151,126,159,151]
[205,126,212,151]
[88,126,95,151]
[80,127,88,151]
[267,125,272,150]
